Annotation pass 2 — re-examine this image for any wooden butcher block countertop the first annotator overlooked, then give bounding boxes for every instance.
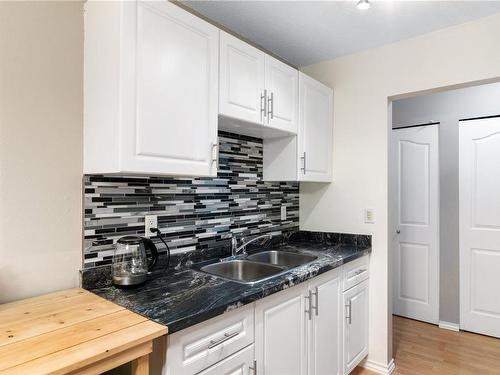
[0,288,167,375]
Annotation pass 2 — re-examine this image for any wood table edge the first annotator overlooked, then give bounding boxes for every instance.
[0,288,168,375]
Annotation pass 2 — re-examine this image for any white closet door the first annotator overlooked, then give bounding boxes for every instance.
[460,117,500,338]
[392,125,439,324]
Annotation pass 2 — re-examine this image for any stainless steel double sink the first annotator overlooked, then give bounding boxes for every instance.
[197,250,318,285]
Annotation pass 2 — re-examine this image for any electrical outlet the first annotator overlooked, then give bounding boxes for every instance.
[281,205,287,221]
[144,215,158,238]
[364,208,375,224]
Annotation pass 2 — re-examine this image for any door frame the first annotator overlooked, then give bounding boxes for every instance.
[390,124,440,325]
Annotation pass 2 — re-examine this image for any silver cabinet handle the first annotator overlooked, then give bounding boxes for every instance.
[345,300,352,325]
[207,331,239,349]
[396,229,401,234]
[267,91,274,121]
[300,152,306,174]
[249,359,257,374]
[312,287,319,316]
[305,290,312,320]
[355,269,366,276]
[260,90,267,122]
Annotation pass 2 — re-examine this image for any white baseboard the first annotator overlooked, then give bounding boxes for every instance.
[361,358,395,375]
[439,321,460,332]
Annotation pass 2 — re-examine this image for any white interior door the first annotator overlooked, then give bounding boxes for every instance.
[392,125,439,324]
[460,117,500,338]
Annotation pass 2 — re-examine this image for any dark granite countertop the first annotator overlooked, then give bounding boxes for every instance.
[87,232,371,334]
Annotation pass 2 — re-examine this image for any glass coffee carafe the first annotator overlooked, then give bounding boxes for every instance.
[112,236,158,287]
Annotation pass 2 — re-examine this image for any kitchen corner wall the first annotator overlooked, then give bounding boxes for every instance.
[0,1,83,303]
[83,131,299,269]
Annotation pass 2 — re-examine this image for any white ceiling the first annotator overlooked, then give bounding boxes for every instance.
[182,1,500,67]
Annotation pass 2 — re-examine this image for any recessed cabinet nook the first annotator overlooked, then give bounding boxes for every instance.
[84,1,333,182]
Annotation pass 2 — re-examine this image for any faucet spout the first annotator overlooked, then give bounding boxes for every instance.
[231,234,273,257]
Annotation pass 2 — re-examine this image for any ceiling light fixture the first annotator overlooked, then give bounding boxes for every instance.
[357,0,370,10]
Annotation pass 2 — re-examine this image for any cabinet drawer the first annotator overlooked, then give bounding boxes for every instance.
[342,255,369,292]
[165,303,254,375]
[197,345,254,375]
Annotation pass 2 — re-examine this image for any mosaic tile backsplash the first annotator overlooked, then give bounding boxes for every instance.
[83,131,300,269]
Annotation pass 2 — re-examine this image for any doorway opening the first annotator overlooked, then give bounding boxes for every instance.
[388,80,500,373]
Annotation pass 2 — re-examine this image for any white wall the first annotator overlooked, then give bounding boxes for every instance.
[393,82,500,325]
[0,1,83,303]
[300,13,500,369]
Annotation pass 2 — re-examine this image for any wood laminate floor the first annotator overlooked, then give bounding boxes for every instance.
[351,315,500,375]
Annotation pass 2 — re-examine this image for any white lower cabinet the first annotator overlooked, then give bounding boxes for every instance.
[197,345,255,375]
[162,257,369,375]
[342,279,369,374]
[255,283,308,375]
[163,303,254,375]
[308,269,342,375]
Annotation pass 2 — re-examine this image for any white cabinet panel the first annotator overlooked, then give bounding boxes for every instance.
[343,280,369,374]
[255,284,308,375]
[219,31,265,125]
[298,73,333,182]
[308,269,342,375]
[399,140,430,225]
[84,1,218,176]
[197,345,254,375]
[164,303,254,375]
[342,255,369,292]
[265,56,298,133]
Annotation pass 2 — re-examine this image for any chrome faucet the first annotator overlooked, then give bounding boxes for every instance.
[231,234,273,257]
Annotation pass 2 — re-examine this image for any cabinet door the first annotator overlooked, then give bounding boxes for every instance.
[343,280,369,374]
[298,73,333,182]
[197,345,255,375]
[121,1,219,176]
[308,269,342,375]
[219,31,266,125]
[265,56,298,133]
[255,284,308,375]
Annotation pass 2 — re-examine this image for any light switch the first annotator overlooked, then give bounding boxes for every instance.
[364,208,375,224]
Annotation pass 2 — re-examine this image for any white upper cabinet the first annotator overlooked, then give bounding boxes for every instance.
[298,72,334,182]
[264,56,298,133]
[84,1,219,176]
[219,31,266,125]
[219,31,298,134]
